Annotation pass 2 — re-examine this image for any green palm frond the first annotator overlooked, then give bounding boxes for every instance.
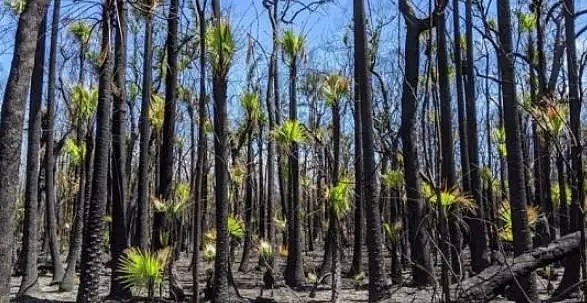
[149,94,165,130]
[271,119,306,150]
[531,103,568,137]
[258,240,273,266]
[174,182,191,204]
[69,21,92,45]
[321,73,349,106]
[4,0,25,14]
[517,12,536,33]
[552,182,571,206]
[203,243,216,262]
[281,29,305,64]
[70,85,98,121]
[64,139,87,166]
[382,169,404,189]
[206,20,236,75]
[422,183,476,211]
[498,201,540,242]
[383,221,403,241]
[240,91,261,125]
[329,177,352,218]
[118,247,168,294]
[274,217,287,231]
[228,216,246,240]
[203,229,216,245]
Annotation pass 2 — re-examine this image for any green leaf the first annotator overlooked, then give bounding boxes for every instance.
[329,177,352,218]
[271,119,307,149]
[206,20,236,75]
[382,169,404,189]
[118,247,167,295]
[281,29,305,64]
[69,21,92,45]
[321,73,349,106]
[228,216,245,240]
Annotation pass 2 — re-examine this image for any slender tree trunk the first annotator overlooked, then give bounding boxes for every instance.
[135,12,153,250]
[354,0,388,300]
[284,60,305,287]
[109,0,130,298]
[211,1,231,301]
[555,0,586,297]
[18,12,47,295]
[43,0,65,284]
[464,0,489,273]
[497,0,537,300]
[76,2,113,300]
[191,1,207,302]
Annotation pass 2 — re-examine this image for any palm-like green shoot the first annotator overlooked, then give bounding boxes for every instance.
[241,91,261,125]
[69,21,92,46]
[329,177,352,219]
[152,195,189,219]
[149,94,165,130]
[118,247,170,295]
[383,221,403,241]
[258,240,273,267]
[498,201,540,242]
[174,182,190,205]
[70,84,98,121]
[517,12,536,33]
[136,0,160,16]
[281,29,305,65]
[321,73,349,106]
[492,127,508,157]
[272,119,306,150]
[228,215,246,240]
[531,103,568,138]
[206,20,236,76]
[382,169,404,190]
[203,243,216,262]
[551,182,571,207]
[64,139,87,166]
[421,183,476,211]
[4,0,25,14]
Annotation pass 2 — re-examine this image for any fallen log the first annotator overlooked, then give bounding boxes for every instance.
[455,231,581,302]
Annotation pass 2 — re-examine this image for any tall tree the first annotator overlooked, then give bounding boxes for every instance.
[496,0,537,300]
[208,0,235,300]
[76,1,113,300]
[354,0,388,300]
[0,0,49,299]
[192,1,207,302]
[134,0,156,250]
[18,11,47,297]
[45,0,65,283]
[554,0,586,296]
[399,0,442,286]
[109,0,130,298]
[282,29,306,288]
[464,0,489,273]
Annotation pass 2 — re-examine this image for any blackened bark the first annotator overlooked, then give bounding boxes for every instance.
[284,60,305,288]
[44,0,65,284]
[497,0,537,299]
[135,11,153,250]
[109,0,130,298]
[465,0,489,273]
[354,0,388,300]
[18,12,47,295]
[76,2,113,301]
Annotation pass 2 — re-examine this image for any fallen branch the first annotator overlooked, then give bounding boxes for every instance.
[455,231,581,302]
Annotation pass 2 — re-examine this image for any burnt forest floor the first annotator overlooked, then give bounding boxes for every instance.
[9,246,582,302]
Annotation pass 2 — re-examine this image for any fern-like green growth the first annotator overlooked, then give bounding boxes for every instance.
[118,247,170,295]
